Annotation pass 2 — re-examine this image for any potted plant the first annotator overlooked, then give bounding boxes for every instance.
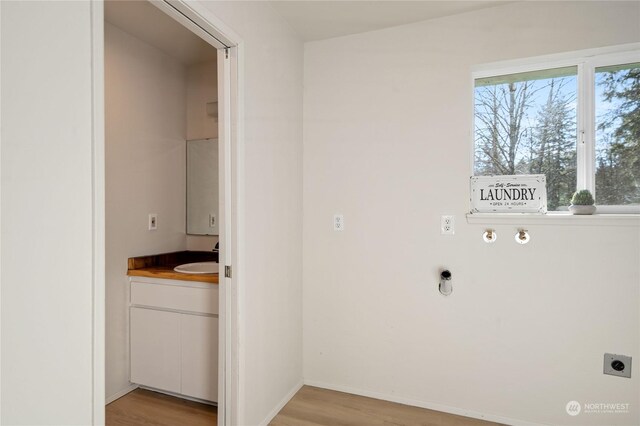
[569,189,596,215]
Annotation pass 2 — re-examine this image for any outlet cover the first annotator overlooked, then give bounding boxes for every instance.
[441,215,455,235]
[148,214,158,231]
[604,353,631,378]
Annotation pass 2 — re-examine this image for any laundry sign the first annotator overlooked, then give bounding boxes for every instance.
[470,174,547,213]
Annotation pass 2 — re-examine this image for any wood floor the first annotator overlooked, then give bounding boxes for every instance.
[270,386,504,426]
[106,388,217,426]
[106,386,502,426]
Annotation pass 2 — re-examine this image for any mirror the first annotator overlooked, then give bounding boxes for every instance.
[186,138,218,235]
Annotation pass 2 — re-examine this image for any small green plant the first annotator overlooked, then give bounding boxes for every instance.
[571,189,594,206]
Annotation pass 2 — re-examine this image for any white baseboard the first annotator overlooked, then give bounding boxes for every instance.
[303,380,549,426]
[258,379,304,426]
[105,383,139,405]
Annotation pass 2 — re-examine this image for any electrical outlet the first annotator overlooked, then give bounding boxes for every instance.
[333,214,344,231]
[441,215,455,235]
[209,214,216,228]
[148,214,158,231]
[604,353,632,378]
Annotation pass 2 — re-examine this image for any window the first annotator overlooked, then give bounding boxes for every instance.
[473,47,640,213]
[595,63,640,206]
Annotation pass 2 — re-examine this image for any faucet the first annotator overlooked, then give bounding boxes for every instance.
[212,242,220,263]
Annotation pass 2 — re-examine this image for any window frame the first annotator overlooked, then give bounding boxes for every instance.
[471,43,640,214]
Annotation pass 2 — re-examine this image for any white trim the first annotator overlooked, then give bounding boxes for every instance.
[586,49,640,69]
[591,205,640,214]
[162,0,242,48]
[218,44,233,426]
[0,1,4,420]
[258,380,303,426]
[468,71,476,179]
[216,45,235,426]
[472,42,640,78]
[90,2,106,425]
[576,60,594,193]
[466,212,640,226]
[303,380,549,426]
[105,384,139,405]
[230,42,245,426]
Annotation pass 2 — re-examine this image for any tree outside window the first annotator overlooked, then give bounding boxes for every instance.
[474,58,640,212]
[474,68,577,211]
[595,63,640,206]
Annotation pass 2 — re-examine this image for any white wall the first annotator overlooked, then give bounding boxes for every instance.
[198,2,305,425]
[0,1,95,424]
[187,60,218,141]
[105,22,188,400]
[303,2,640,426]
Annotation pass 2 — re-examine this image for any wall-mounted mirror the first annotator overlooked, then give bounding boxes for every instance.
[186,138,218,235]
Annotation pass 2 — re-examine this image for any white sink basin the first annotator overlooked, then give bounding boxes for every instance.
[174,262,219,274]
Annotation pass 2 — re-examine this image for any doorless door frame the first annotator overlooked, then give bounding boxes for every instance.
[91,1,244,424]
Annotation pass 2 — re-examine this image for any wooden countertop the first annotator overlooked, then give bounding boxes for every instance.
[127,251,219,284]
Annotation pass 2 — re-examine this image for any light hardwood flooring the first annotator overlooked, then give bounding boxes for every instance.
[106,386,502,426]
[270,386,504,426]
[106,388,217,426]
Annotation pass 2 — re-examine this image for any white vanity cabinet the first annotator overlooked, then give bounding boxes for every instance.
[130,307,181,394]
[180,314,218,401]
[129,277,218,403]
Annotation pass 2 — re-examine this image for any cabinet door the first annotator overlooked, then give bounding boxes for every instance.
[130,307,181,394]
[180,314,218,402]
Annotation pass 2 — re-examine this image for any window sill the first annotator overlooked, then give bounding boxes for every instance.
[466,212,640,227]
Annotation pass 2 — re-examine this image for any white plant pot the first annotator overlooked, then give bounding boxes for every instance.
[569,204,596,215]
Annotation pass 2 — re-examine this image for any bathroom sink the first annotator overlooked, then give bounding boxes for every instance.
[174,262,219,274]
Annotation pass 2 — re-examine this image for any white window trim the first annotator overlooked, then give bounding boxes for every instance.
[465,212,640,227]
[470,42,640,214]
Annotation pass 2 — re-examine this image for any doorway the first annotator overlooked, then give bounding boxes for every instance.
[95,1,240,424]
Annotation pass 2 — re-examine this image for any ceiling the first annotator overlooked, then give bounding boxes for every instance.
[270,1,510,41]
[104,0,216,66]
[105,1,510,53]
